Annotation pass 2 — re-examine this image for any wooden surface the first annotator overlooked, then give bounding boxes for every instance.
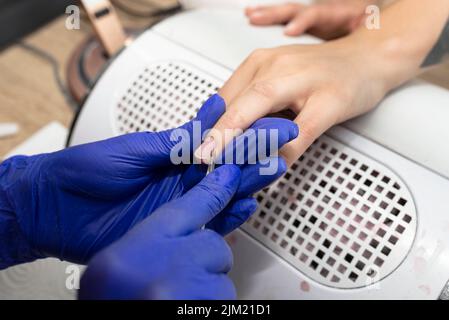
[1,2,448,157]
[0,0,176,157]
[0,16,84,157]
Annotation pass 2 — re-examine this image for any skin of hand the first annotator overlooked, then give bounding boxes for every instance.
[80,166,241,300]
[245,0,380,39]
[0,94,298,267]
[197,0,449,168]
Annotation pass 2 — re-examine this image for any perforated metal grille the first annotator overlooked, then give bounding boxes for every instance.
[115,61,221,134]
[114,61,417,289]
[244,136,417,288]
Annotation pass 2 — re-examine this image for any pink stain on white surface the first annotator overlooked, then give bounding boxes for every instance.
[300,281,310,292]
[226,234,237,246]
[418,284,431,296]
[413,257,427,274]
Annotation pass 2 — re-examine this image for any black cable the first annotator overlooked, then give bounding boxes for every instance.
[77,38,107,89]
[111,0,182,18]
[17,41,79,112]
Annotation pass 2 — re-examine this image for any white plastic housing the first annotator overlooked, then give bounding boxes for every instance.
[68,9,449,299]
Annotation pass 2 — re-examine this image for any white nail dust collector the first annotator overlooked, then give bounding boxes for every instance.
[68,8,449,300]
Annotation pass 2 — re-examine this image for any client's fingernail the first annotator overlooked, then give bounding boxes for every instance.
[246,6,259,12]
[284,23,297,35]
[194,136,216,164]
[250,12,264,19]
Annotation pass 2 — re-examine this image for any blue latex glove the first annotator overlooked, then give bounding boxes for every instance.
[80,166,242,300]
[0,94,299,268]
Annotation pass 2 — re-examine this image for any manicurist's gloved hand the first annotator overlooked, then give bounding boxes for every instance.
[0,94,299,268]
[80,166,240,300]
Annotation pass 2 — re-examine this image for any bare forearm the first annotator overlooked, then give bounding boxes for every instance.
[341,0,449,91]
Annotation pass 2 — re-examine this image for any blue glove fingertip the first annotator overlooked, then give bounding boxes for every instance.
[290,122,300,141]
[277,156,288,175]
[195,94,226,124]
[275,119,299,144]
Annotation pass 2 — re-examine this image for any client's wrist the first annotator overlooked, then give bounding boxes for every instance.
[333,30,419,99]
